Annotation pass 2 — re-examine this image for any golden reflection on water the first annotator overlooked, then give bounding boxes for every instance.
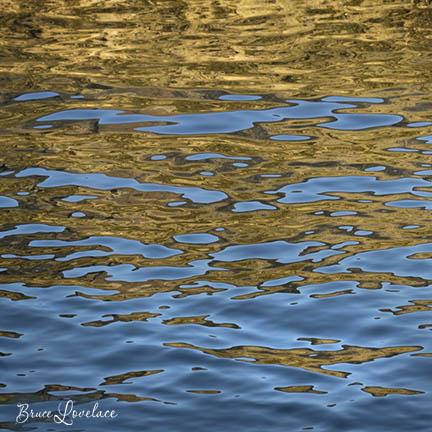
[0,386,163,406]
[163,314,241,328]
[275,385,327,394]
[1,0,431,94]
[100,370,164,386]
[361,386,424,397]
[164,342,422,378]
[82,311,161,327]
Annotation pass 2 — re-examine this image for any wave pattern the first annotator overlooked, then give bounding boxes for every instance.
[1,89,432,431]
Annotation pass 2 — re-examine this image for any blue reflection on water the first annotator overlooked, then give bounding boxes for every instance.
[173,233,219,244]
[266,176,432,203]
[317,242,432,279]
[36,98,403,135]
[219,94,262,101]
[16,168,227,204]
[0,224,65,238]
[30,236,182,260]
[0,196,19,208]
[15,91,59,101]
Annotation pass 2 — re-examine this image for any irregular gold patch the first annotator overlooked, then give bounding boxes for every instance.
[361,386,424,397]
[173,285,227,298]
[163,314,240,329]
[310,289,354,298]
[82,311,161,327]
[43,384,96,392]
[275,385,327,394]
[0,330,23,338]
[381,300,432,315]
[406,253,432,260]
[0,289,35,301]
[107,393,163,403]
[100,369,164,386]
[164,342,422,378]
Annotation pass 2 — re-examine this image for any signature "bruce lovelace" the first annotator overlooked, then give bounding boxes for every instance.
[16,399,118,425]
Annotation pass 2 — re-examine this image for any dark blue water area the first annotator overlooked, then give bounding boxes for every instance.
[1,275,432,431]
[2,93,432,431]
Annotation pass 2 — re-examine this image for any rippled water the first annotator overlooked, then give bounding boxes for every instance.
[1,1,432,431]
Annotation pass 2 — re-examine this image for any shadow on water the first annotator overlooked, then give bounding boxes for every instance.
[1,1,432,431]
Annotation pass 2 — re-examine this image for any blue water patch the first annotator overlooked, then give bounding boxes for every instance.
[35,99,404,136]
[266,175,432,204]
[385,200,432,209]
[211,240,326,263]
[321,96,384,103]
[0,196,19,208]
[33,125,53,129]
[168,201,187,207]
[354,230,373,236]
[16,167,228,204]
[0,223,65,239]
[270,134,311,141]
[14,91,59,101]
[30,236,182,260]
[331,241,360,250]
[364,166,386,172]
[219,94,262,101]
[330,211,357,216]
[407,122,432,127]
[387,147,418,152]
[63,259,222,282]
[186,153,251,161]
[232,201,277,212]
[320,113,402,130]
[417,135,432,144]
[173,233,219,244]
[316,242,432,280]
[261,275,304,287]
[2,253,55,260]
[61,195,98,202]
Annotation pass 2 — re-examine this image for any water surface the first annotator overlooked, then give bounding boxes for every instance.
[1,1,432,431]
